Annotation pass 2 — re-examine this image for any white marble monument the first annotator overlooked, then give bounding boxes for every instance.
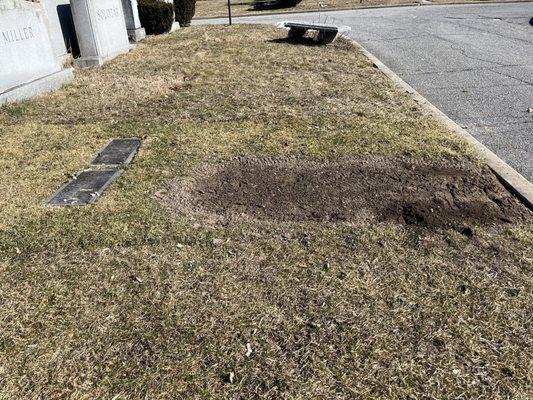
[71,0,133,68]
[0,0,74,105]
[121,0,146,42]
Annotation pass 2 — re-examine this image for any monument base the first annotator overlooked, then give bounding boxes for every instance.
[128,27,146,42]
[57,53,70,67]
[170,21,180,32]
[0,69,74,106]
[73,45,134,68]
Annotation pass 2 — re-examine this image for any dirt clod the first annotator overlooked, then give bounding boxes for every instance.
[160,156,531,229]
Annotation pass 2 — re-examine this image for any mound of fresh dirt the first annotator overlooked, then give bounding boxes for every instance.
[159,156,531,229]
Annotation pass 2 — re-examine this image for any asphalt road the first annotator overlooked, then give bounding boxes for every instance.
[195,2,533,181]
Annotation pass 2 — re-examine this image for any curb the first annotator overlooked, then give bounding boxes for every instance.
[348,38,533,210]
[193,0,533,22]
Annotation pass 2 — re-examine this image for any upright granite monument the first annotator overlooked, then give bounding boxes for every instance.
[70,0,133,68]
[0,0,74,105]
[121,0,146,42]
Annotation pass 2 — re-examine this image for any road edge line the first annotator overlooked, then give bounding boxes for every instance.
[348,38,533,210]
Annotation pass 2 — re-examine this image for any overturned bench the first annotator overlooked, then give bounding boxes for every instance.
[278,22,351,44]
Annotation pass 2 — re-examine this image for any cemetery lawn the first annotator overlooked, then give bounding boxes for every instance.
[195,0,500,19]
[0,25,532,399]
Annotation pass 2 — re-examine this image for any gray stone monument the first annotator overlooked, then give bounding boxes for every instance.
[121,0,146,42]
[0,0,74,105]
[70,0,133,68]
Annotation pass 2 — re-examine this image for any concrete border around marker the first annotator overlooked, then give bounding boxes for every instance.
[346,37,533,210]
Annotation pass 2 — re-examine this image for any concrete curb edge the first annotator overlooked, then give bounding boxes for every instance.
[348,38,533,210]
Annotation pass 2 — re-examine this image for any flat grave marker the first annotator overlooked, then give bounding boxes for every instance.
[91,138,141,166]
[47,169,123,206]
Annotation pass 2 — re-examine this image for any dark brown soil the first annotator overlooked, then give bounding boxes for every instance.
[159,156,531,230]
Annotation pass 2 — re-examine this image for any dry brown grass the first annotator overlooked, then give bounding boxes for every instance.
[0,25,531,399]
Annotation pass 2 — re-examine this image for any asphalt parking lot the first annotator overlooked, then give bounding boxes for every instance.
[195,2,533,180]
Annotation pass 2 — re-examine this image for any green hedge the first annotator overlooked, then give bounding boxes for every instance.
[253,0,302,9]
[280,0,303,6]
[174,0,196,27]
[138,0,174,35]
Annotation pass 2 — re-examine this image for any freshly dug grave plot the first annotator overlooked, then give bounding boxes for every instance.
[161,156,531,230]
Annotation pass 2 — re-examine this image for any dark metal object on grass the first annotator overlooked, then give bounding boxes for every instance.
[91,138,141,166]
[46,170,123,206]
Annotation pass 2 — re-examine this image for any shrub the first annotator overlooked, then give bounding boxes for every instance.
[253,0,302,10]
[174,0,196,27]
[138,0,174,35]
[280,0,302,6]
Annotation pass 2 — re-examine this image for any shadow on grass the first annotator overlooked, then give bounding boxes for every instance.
[267,37,325,46]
